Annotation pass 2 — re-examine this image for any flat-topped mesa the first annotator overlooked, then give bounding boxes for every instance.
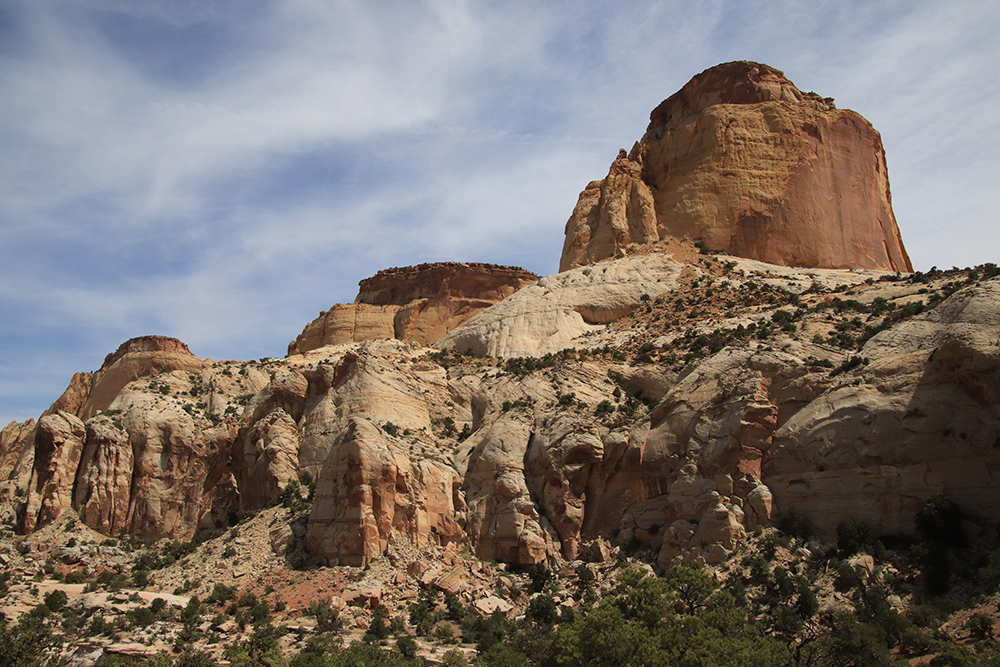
[288,262,538,354]
[356,262,538,305]
[560,61,913,273]
[100,335,193,370]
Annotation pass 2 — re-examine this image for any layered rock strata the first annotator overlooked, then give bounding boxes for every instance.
[47,335,207,421]
[561,61,912,273]
[288,262,538,353]
[7,256,997,573]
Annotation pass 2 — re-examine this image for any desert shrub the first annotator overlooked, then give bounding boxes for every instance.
[835,561,863,592]
[442,648,468,666]
[181,596,203,623]
[526,595,558,626]
[837,518,876,557]
[595,400,614,416]
[795,581,819,619]
[278,480,308,513]
[967,612,994,640]
[914,542,952,596]
[207,583,235,605]
[128,606,155,628]
[778,506,811,540]
[96,570,129,591]
[898,625,933,657]
[132,569,150,589]
[915,495,966,547]
[43,589,67,613]
[396,635,418,658]
[308,600,343,634]
[364,605,391,642]
[974,548,1000,597]
[667,566,716,614]
[557,392,577,407]
[174,650,217,667]
[64,570,90,584]
[432,620,457,643]
[527,563,551,593]
[476,643,530,667]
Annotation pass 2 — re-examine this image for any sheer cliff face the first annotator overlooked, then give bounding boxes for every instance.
[560,61,912,273]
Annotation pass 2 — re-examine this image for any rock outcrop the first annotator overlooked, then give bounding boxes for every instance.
[561,61,912,273]
[288,263,538,354]
[99,336,194,370]
[3,257,1000,571]
[436,255,684,358]
[306,418,464,566]
[765,280,1000,539]
[47,335,207,422]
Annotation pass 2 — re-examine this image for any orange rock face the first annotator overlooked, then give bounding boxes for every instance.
[47,335,206,421]
[99,335,194,370]
[561,61,912,273]
[287,262,538,354]
[306,418,464,567]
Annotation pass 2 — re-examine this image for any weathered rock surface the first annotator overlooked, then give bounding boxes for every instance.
[3,256,999,571]
[306,418,463,566]
[436,255,684,358]
[765,280,1000,539]
[19,411,86,532]
[288,263,538,354]
[48,335,208,422]
[561,61,912,273]
[238,408,301,512]
[0,419,35,506]
[462,413,553,565]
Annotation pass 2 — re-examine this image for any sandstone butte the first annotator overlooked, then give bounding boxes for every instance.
[2,62,997,579]
[287,262,538,354]
[560,60,913,274]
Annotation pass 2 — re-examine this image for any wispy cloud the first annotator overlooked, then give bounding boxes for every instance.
[1,0,998,426]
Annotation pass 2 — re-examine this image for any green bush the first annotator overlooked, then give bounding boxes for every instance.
[207,583,235,605]
[915,495,965,547]
[64,570,89,584]
[967,612,994,640]
[475,643,530,667]
[307,600,343,634]
[442,648,468,666]
[395,635,417,658]
[364,605,391,641]
[777,507,811,540]
[837,518,876,557]
[526,595,558,626]
[43,589,67,613]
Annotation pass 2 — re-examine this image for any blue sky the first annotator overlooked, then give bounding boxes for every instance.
[2,0,999,427]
